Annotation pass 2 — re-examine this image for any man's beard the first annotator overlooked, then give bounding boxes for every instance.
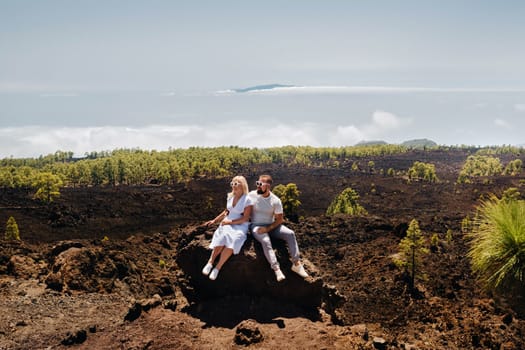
[257,189,266,195]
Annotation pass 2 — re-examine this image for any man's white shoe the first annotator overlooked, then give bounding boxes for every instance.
[209,268,220,281]
[274,268,286,282]
[202,263,213,275]
[291,263,309,278]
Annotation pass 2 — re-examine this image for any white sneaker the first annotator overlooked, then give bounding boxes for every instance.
[291,263,309,278]
[209,268,220,281]
[274,268,286,282]
[202,263,213,275]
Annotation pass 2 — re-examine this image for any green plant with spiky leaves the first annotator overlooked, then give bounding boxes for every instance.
[467,195,525,294]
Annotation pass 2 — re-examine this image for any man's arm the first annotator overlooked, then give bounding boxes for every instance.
[256,213,283,234]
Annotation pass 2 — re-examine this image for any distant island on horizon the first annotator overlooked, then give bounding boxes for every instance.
[233,83,295,93]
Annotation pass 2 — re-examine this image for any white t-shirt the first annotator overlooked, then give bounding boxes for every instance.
[248,190,283,225]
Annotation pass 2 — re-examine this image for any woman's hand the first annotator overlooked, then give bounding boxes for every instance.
[205,220,215,226]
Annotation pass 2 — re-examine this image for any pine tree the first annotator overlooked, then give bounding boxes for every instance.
[326,187,367,216]
[32,172,63,202]
[395,219,429,292]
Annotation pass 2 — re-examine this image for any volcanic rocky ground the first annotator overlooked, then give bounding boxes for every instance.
[1,149,525,349]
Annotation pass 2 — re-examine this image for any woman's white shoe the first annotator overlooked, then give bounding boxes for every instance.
[202,263,213,275]
[209,268,220,280]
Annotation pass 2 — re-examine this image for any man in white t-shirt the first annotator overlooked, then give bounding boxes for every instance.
[249,174,309,282]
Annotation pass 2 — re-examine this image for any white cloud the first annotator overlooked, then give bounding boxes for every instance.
[0,124,323,158]
[333,125,363,146]
[514,104,525,112]
[494,118,511,129]
[371,110,402,129]
[160,92,177,97]
[0,111,416,158]
[357,110,411,142]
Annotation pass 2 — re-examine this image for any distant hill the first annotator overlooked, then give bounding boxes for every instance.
[356,140,388,146]
[234,84,294,93]
[401,139,437,149]
[355,139,437,148]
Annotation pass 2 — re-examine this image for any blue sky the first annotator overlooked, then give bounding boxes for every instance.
[1,1,525,157]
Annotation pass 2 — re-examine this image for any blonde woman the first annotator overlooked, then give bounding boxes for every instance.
[202,175,253,280]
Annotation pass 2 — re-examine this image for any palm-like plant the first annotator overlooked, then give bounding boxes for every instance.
[467,195,525,293]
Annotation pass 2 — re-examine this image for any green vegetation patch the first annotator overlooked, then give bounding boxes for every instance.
[467,195,525,294]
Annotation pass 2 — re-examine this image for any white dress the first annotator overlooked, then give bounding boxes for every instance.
[209,194,252,254]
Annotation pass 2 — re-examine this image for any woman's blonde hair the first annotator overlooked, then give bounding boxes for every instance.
[228,175,249,197]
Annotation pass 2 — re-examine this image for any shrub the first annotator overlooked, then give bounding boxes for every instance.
[326,187,367,216]
[430,233,440,252]
[445,229,453,244]
[407,161,438,182]
[503,159,523,176]
[367,161,375,173]
[159,259,166,269]
[502,187,521,202]
[5,216,20,240]
[272,183,301,220]
[467,195,525,293]
[461,216,472,234]
[457,155,503,183]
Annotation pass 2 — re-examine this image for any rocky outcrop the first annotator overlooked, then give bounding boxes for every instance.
[45,245,142,294]
[0,240,38,275]
[175,225,345,322]
[234,319,264,345]
[7,255,46,279]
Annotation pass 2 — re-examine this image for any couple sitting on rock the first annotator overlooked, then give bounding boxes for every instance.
[201,174,309,282]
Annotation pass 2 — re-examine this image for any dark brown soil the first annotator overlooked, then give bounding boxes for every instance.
[1,149,525,349]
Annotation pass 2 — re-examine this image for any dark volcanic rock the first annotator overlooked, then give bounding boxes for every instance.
[45,246,141,293]
[175,225,344,321]
[61,329,87,345]
[234,319,264,345]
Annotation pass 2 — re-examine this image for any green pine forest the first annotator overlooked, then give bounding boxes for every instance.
[0,144,523,190]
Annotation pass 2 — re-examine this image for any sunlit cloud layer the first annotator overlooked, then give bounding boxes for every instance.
[0,111,410,158]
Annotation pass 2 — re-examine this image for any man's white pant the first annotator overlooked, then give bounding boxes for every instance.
[250,224,300,270]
